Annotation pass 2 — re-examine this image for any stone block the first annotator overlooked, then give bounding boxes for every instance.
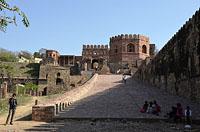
[32,105,55,122]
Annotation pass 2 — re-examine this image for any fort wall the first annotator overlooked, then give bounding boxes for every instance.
[134,9,200,101]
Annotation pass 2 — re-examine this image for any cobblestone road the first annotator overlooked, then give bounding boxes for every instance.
[57,75,200,119]
[0,75,200,131]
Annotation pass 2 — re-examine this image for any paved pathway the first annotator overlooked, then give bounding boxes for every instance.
[0,75,200,131]
[57,75,200,119]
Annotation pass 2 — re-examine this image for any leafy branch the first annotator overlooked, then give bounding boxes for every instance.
[0,0,29,32]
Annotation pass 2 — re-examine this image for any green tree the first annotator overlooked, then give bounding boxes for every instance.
[25,82,38,91]
[33,52,41,58]
[0,48,18,62]
[0,0,29,32]
[0,63,15,91]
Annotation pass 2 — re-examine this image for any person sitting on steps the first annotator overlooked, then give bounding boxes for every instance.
[152,100,161,116]
[184,106,192,129]
[147,101,153,114]
[140,101,149,113]
[175,103,183,123]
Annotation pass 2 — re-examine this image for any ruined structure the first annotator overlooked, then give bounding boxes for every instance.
[38,65,70,95]
[134,9,200,101]
[109,34,155,73]
[0,82,7,98]
[42,50,60,65]
[82,45,109,70]
[58,55,82,67]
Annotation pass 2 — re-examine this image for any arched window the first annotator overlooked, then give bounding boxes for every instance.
[57,72,60,77]
[142,45,147,53]
[127,44,135,52]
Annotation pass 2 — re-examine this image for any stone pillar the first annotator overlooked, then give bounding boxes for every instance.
[15,85,19,95]
[0,84,2,99]
[84,62,88,71]
[59,102,62,111]
[55,103,59,114]
[2,82,7,98]
[62,103,65,110]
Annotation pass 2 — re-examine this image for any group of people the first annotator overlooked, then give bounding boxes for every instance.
[140,100,161,116]
[140,101,192,128]
[167,103,192,128]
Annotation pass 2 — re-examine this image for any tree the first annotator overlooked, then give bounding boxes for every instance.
[0,63,15,90]
[0,0,29,32]
[0,48,18,62]
[33,52,41,58]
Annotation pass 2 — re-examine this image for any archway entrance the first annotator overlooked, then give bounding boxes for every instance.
[92,59,99,70]
[43,87,47,96]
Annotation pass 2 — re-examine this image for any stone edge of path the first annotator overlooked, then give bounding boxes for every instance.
[32,74,98,122]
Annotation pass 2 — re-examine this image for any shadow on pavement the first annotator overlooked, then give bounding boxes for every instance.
[23,76,200,132]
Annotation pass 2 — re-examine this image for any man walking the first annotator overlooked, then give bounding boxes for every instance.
[5,93,17,125]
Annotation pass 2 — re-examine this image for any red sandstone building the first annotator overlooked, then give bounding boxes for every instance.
[43,34,155,72]
[109,34,155,68]
[82,45,109,70]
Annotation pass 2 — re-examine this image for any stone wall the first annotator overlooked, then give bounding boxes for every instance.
[32,105,55,122]
[38,65,70,94]
[134,9,200,102]
[32,74,98,122]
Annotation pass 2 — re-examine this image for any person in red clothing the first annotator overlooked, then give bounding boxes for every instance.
[174,103,183,123]
[152,100,161,116]
[140,101,149,113]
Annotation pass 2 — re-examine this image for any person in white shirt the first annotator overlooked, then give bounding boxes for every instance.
[184,106,192,128]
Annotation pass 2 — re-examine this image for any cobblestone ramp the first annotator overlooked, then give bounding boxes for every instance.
[55,75,200,120]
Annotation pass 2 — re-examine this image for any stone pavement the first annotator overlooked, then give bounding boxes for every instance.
[0,75,200,131]
[56,75,200,119]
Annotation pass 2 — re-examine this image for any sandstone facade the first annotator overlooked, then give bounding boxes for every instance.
[82,45,109,70]
[38,64,70,95]
[109,34,155,73]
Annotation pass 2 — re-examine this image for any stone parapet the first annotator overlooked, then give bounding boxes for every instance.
[32,74,98,122]
[110,34,149,42]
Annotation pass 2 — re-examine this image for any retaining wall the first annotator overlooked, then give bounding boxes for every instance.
[32,74,98,122]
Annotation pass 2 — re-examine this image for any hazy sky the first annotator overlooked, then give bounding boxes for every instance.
[0,0,200,55]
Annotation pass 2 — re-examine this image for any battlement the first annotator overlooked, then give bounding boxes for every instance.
[83,44,109,49]
[167,8,200,47]
[110,34,149,42]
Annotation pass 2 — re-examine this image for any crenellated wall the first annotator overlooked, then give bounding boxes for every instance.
[134,8,200,102]
[110,34,149,42]
[83,44,109,49]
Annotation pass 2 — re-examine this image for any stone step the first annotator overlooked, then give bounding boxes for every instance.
[53,117,200,125]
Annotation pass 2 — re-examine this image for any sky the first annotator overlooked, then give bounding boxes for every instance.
[0,0,200,55]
